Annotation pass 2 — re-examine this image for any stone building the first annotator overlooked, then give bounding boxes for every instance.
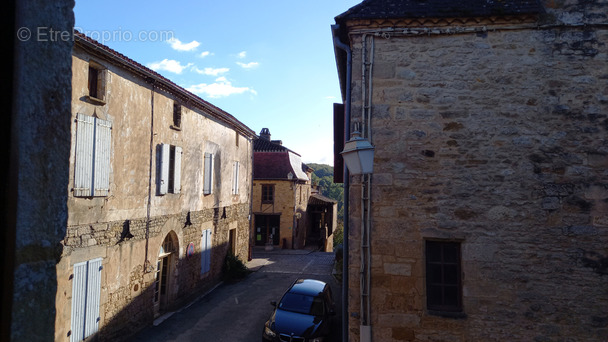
[252,128,336,251]
[333,0,607,341]
[55,32,256,341]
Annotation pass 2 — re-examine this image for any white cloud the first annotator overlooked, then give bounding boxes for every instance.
[187,79,257,99]
[237,51,247,59]
[199,51,212,58]
[192,67,230,76]
[147,59,193,74]
[167,37,200,52]
[237,61,259,69]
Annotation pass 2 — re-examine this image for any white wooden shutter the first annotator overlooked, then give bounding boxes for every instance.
[70,258,102,342]
[159,144,170,195]
[70,261,87,342]
[74,114,95,197]
[93,118,111,196]
[74,114,111,197]
[232,161,239,195]
[173,146,182,194]
[203,153,214,195]
[84,259,102,337]
[201,229,212,274]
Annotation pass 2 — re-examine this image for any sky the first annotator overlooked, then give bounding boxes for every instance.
[74,0,362,166]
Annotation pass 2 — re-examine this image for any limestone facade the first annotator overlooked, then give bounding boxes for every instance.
[335,0,608,341]
[55,34,255,341]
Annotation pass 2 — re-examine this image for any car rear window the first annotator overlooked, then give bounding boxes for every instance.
[279,293,324,315]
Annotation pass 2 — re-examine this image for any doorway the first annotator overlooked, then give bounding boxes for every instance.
[154,232,178,317]
[254,215,280,246]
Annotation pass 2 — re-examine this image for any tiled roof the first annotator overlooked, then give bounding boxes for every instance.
[73,31,255,138]
[254,152,308,181]
[336,0,543,21]
[253,139,289,153]
[309,193,337,205]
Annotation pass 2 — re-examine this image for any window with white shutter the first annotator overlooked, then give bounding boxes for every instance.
[232,161,239,195]
[70,258,102,342]
[203,152,214,195]
[201,229,212,274]
[74,114,111,197]
[158,144,182,195]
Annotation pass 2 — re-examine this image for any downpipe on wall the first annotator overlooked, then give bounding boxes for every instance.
[331,24,351,342]
[359,33,374,342]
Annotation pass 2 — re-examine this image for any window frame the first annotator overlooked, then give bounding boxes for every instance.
[203,152,214,195]
[158,143,182,195]
[425,240,464,315]
[172,102,182,130]
[261,184,274,204]
[87,61,107,104]
[232,161,240,195]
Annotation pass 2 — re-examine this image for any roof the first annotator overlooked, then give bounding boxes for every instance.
[308,193,338,206]
[336,0,543,22]
[254,151,309,181]
[253,138,289,153]
[73,31,256,138]
[289,279,327,296]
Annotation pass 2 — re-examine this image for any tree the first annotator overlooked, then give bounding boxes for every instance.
[308,163,344,221]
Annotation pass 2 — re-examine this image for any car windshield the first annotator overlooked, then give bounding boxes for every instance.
[278,293,324,315]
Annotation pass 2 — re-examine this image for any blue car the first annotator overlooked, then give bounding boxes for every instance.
[263,279,335,342]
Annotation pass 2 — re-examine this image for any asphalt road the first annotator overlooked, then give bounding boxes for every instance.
[131,248,342,342]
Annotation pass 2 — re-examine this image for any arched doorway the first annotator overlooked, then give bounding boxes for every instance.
[153,231,178,317]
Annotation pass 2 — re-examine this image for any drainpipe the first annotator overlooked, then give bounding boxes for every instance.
[144,79,156,274]
[332,24,351,342]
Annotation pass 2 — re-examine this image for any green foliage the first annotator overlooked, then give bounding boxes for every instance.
[307,163,344,221]
[222,252,249,282]
[333,222,344,246]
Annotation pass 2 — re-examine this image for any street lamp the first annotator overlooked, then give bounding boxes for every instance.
[340,129,375,175]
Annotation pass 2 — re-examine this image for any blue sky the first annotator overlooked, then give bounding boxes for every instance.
[74,0,362,165]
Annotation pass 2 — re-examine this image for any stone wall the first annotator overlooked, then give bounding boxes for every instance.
[345,2,608,341]
[10,0,74,340]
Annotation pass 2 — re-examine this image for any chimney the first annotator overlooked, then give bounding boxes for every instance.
[260,128,271,141]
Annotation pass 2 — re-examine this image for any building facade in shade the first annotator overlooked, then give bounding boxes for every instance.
[333,1,608,341]
[55,32,256,341]
[252,128,337,251]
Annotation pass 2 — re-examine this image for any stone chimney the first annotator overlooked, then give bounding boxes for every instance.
[260,128,271,141]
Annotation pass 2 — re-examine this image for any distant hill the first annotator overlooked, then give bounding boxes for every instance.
[307,163,344,221]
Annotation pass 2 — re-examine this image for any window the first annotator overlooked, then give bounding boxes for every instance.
[158,144,182,195]
[232,161,240,195]
[426,240,463,313]
[262,184,274,204]
[70,258,102,342]
[201,229,212,274]
[74,113,111,197]
[87,62,107,103]
[172,102,181,129]
[203,152,214,195]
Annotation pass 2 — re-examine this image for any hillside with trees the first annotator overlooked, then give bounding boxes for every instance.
[307,163,344,222]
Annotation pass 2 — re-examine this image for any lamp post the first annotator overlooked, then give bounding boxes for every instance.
[340,128,374,342]
[340,129,375,175]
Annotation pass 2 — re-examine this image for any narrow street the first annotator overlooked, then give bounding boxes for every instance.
[131,248,342,342]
